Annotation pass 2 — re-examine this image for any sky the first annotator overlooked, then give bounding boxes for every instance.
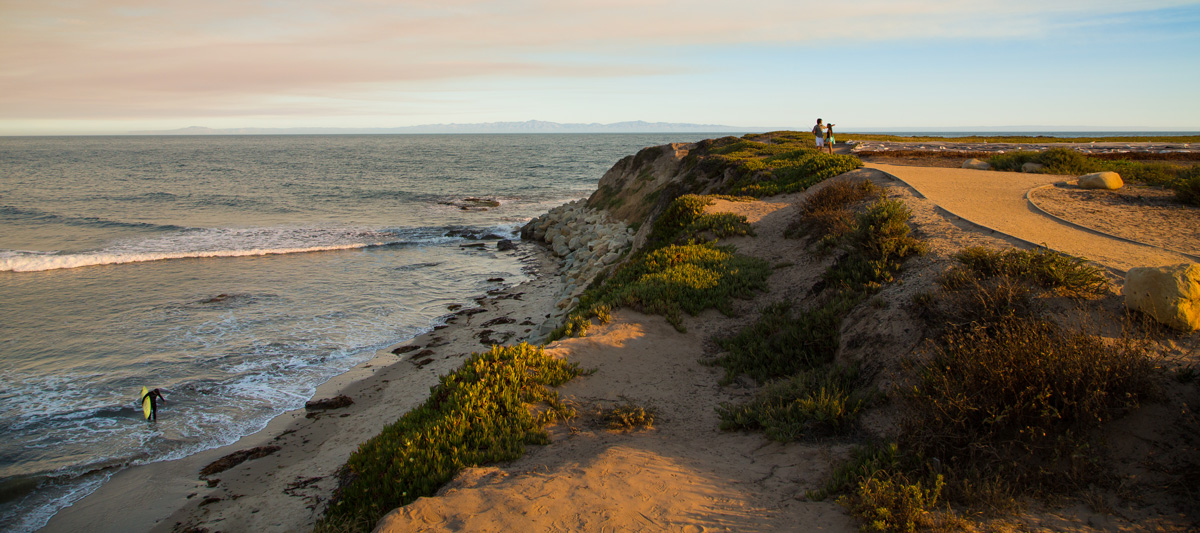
[2,0,1199,135]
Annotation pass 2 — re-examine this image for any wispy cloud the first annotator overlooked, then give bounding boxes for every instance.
[1,0,1197,124]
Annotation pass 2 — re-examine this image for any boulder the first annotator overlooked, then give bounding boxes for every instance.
[1078,171,1124,190]
[962,159,993,170]
[1022,162,1046,173]
[1124,263,1200,331]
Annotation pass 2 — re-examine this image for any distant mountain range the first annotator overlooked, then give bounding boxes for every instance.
[130,120,763,135]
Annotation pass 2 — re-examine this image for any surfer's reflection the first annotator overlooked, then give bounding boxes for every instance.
[142,388,166,421]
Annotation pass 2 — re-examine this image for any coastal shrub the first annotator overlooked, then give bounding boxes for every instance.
[647,194,755,247]
[1103,160,1180,188]
[839,472,945,533]
[599,244,770,329]
[823,199,927,292]
[785,179,881,240]
[709,297,858,385]
[903,318,1156,496]
[318,343,586,531]
[988,148,1200,205]
[982,150,1038,172]
[807,442,905,501]
[941,246,1108,298]
[554,243,770,336]
[1175,166,1200,206]
[717,365,873,441]
[1036,147,1099,175]
[601,400,657,431]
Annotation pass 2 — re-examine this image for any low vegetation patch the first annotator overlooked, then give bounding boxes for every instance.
[940,246,1109,298]
[822,199,928,292]
[815,245,1157,529]
[710,297,857,385]
[601,400,657,431]
[989,148,1200,206]
[318,343,586,531]
[838,472,946,533]
[551,194,770,339]
[785,179,881,241]
[717,364,874,442]
[904,318,1156,499]
[567,243,771,333]
[646,194,755,247]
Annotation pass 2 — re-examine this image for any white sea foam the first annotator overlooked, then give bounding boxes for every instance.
[0,224,489,272]
[0,244,378,272]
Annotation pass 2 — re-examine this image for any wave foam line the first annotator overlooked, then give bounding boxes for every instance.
[1,243,377,272]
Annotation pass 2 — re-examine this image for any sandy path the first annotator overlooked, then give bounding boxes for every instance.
[375,311,855,533]
[866,163,1193,273]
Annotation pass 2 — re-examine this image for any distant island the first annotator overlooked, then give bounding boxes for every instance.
[129,120,763,135]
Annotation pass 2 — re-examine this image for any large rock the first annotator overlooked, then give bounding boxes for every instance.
[1124,263,1200,331]
[1078,171,1123,190]
[1022,162,1046,173]
[962,158,993,170]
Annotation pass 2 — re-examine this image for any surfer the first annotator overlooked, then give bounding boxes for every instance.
[141,388,166,421]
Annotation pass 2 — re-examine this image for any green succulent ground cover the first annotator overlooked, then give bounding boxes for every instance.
[317,344,588,531]
[988,148,1200,206]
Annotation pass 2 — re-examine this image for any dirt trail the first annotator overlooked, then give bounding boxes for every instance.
[375,312,856,533]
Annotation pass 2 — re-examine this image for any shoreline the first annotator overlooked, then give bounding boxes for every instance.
[41,241,570,532]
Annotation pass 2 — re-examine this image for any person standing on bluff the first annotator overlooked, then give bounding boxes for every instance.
[812,118,824,149]
[825,122,836,154]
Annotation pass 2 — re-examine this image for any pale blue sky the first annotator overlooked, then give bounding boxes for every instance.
[1,0,1197,134]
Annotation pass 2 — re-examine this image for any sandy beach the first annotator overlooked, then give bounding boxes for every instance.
[42,140,1200,532]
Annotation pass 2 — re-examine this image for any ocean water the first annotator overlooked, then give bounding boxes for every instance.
[0,133,722,532]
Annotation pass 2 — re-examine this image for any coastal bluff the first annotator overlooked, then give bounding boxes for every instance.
[520,142,702,336]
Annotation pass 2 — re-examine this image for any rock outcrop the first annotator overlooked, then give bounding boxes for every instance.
[1124,263,1200,331]
[1078,171,1124,190]
[521,200,635,326]
[962,158,993,170]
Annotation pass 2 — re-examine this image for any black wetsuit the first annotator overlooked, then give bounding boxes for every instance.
[142,389,165,421]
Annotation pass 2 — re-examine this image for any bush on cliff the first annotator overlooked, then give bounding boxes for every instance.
[646,194,755,247]
[318,344,586,532]
[784,179,881,241]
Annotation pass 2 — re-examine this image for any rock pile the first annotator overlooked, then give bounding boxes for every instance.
[521,199,635,313]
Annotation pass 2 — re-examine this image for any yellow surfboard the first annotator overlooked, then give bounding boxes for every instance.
[141,386,152,420]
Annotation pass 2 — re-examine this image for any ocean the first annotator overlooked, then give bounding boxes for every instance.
[0,133,723,532]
